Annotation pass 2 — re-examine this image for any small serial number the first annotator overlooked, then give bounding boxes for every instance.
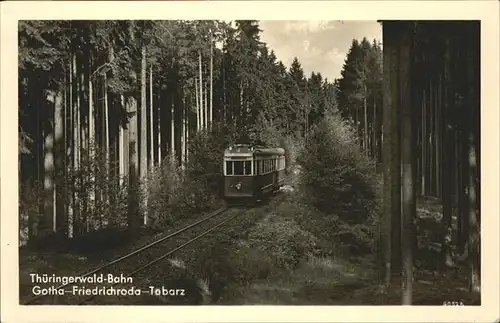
[443,301,464,306]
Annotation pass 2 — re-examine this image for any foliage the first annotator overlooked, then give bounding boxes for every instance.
[297,112,380,226]
[185,122,233,197]
[67,143,129,234]
[145,122,232,229]
[144,156,184,229]
[18,19,346,246]
[247,213,317,270]
[336,38,383,161]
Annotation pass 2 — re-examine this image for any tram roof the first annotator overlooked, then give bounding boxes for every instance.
[253,147,285,156]
[224,144,285,157]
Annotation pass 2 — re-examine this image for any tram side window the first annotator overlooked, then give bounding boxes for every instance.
[244,161,252,175]
[226,161,233,175]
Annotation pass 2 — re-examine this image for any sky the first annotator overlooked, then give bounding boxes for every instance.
[258,21,382,81]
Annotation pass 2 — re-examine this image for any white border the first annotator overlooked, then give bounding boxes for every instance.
[1,1,499,323]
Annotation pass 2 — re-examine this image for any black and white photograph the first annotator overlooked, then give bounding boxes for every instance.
[1,1,499,322]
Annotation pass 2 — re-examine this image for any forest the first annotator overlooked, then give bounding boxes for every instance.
[18,20,480,305]
[19,20,350,242]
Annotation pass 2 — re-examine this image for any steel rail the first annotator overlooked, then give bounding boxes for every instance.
[24,206,228,304]
[25,170,303,304]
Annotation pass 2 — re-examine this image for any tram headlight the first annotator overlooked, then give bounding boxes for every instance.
[236,183,242,190]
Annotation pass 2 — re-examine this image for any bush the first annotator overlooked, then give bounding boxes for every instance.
[253,112,304,173]
[146,123,231,229]
[67,143,129,233]
[145,155,184,228]
[229,246,277,282]
[297,112,379,225]
[18,142,132,251]
[247,213,317,270]
[19,179,42,247]
[185,122,233,197]
[294,112,381,256]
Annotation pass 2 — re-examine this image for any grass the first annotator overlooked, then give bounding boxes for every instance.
[18,182,480,306]
[214,189,480,306]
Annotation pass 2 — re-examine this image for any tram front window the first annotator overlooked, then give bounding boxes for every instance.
[233,161,244,175]
[226,161,233,175]
[244,161,252,175]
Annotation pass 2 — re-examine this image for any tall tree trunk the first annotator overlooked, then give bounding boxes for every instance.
[466,27,480,293]
[171,94,175,158]
[199,50,204,130]
[459,124,470,254]
[127,95,139,234]
[239,82,243,129]
[88,54,95,232]
[63,67,69,236]
[455,125,462,251]
[365,85,369,156]
[149,65,154,169]
[467,133,480,292]
[119,95,125,188]
[428,79,435,196]
[186,98,190,164]
[421,89,427,196]
[123,95,130,185]
[42,90,56,236]
[399,23,415,305]
[441,36,453,269]
[210,30,214,129]
[381,23,399,286]
[195,76,200,131]
[222,46,227,123]
[140,46,148,226]
[435,78,440,197]
[34,86,44,241]
[103,73,110,211]
[204,81,208,131]
[355,106,360,146]
[372,98,377,161]
[67,56,74,239]
[158,89,162,166]
[71,53,80,237]
[390,31,402,277]
[54,84,65,237]
[180,92,186,169]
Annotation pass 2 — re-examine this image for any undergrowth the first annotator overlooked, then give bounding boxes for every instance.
[145,123,232,229]
[296,112,380,255]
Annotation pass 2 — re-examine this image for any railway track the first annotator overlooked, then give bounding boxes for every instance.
[24,207,231,305]
[79,206,248,305]
[23,171,302,305]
